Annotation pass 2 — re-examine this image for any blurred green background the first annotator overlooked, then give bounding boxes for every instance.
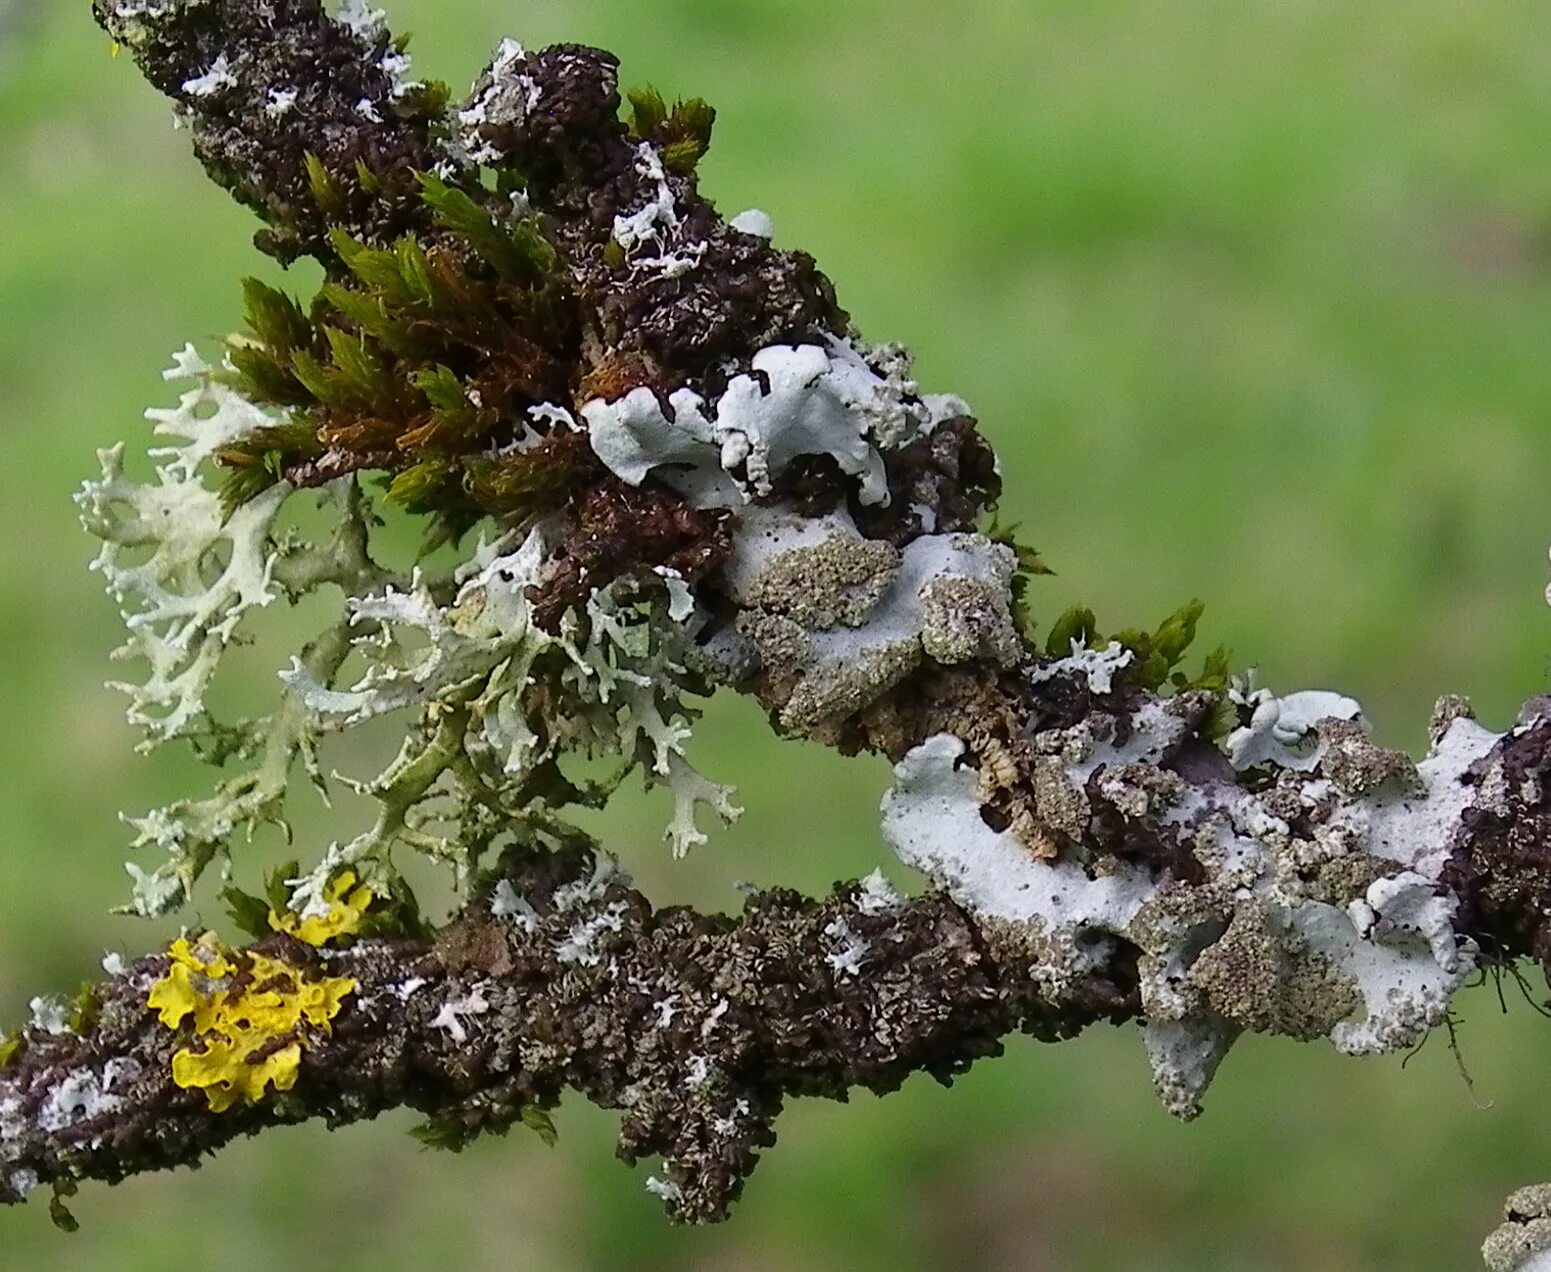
[3,1,1551,1267]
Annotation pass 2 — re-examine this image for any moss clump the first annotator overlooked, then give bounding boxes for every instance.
[216,169,588,542]
[625,86,717,173]
[1042,598,1236,732]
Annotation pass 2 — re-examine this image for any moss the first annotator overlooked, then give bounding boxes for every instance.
[215,170,589,532]
[624,87,716,173]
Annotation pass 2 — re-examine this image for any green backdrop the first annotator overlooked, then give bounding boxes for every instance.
[2,2,1550,1267]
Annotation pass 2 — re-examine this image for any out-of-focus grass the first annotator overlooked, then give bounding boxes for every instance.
[1,2,1550,1268]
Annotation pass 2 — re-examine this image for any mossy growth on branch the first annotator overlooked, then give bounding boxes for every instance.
[625,86,717,174]
[1045,597,1236,728]
[216,164,589,544]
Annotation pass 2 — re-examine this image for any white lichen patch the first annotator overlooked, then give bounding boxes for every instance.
[38,1060,133,1137]
[335,0,387,40]
[882,696,1499,1119]
[1030,639,1134,696]
[644,1175,682,1203]
[1225,673,1362,771]
[718,507,1019,734]
[430,987,491,1044]
[583,338,945,509]
[822,918,868,980]
[265,87,299,118]
[882,735,1157,990]
[729,208,775,239]
[491,879,540,933]
[613,143,681,254]
[555,902,628,968]
[456,38,541,166]
[181,54,235,98]
[27,997,72,1037]
[855,869,903,915]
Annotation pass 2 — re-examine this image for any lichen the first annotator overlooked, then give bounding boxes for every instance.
[1485,1185,1551,1272]
[721,507,1019,736]
[147,934,355,1111]
[268,870,374,945]
[881,699,1490,1118]
[583,339,945,509]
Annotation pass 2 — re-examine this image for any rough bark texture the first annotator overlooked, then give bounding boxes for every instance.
[0,847,1133,1224]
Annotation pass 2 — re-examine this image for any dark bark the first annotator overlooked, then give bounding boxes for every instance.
[0,847,1134,1223]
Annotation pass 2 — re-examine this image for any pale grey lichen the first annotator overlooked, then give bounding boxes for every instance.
[881,700,1497,1120]
[429,987,491,1044]
[1030,639,1135,696]
[38,1061,133,1140]
[582,338,949,509]
[26,997,72,1037]
[1486,1185,1551,1272]
[181,53,236,98]
[1225,673,1362,771]
[729,208,775,239]
[81,346,738,921]
[719,506,1018,735]
[822,918,868,980]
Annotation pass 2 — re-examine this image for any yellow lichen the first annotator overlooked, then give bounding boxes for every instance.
[146,933,356,1112]
[268,870,374,947]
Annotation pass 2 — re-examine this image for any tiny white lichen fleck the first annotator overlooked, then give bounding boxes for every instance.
[181,54,235,98]
[645,1175,682,1203]
[554,902,628,967]
[430,988,491,1044]
[335,0,386,38]
[39,1062,131,1135]
[856,868,903,915]
[27,996,72,1037]
[491,880,540,933]
[1029,639,1135,696]
[729,208,775,239]
[265,87,298,118]
[823,918,869,980]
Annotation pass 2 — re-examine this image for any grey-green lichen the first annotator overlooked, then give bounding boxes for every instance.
[718,507,1020,738]
[880,698,1495,1120]
[1485,1185,1551,1272]
[81,348,736,918]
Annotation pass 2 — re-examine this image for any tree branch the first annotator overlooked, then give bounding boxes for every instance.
[0,845,1132,1224]
[44,2,1551,1263]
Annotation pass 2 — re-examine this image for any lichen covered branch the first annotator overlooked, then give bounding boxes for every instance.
[0,847,1132,1224]
[53,0,1551,1260]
